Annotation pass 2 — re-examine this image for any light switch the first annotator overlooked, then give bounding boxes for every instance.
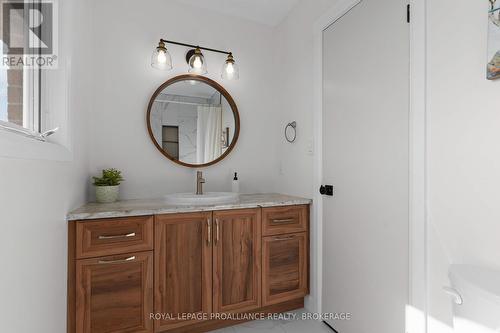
[306,138,314,155]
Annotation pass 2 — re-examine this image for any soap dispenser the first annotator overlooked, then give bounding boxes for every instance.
[232,172,239,193]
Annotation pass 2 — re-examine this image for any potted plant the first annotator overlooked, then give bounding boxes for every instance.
[92,168,124,203]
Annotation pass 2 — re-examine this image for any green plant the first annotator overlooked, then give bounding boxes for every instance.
[93,168,124,186]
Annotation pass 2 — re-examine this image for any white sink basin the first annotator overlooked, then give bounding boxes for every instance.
[164,192,239,206]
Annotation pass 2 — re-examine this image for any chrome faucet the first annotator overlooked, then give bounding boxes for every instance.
[196,171,205,195]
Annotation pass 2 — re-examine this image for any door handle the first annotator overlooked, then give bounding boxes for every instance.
[319,185,334,196]
[207,219,212,245]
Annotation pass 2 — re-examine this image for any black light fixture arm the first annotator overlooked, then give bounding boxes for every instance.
[160,39,231,55]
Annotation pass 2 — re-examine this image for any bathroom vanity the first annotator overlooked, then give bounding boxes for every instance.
[67,194,311,333]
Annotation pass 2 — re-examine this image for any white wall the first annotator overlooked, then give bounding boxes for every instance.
[274,0,333,198]
[0,0,91,332]
[429,0,500,271]
[88,0,281,199]
[427,0,500,330]
[272,0,342,315]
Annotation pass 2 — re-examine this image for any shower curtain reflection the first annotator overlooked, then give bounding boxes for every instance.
[196,105,222,164]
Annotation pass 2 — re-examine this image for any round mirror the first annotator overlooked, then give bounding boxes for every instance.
[147,75,240,167]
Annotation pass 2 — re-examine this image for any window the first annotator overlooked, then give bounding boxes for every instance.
[0,0,44,139]
[0,53,42,133]
[162,126,180,159]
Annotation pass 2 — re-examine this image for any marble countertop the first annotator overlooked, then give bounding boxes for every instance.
[67,193,312,221]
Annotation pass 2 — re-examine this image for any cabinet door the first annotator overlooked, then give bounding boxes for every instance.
[262,232,308,306]
[76,251,153,333]
[154,212,213,331]
[213,208,261,313]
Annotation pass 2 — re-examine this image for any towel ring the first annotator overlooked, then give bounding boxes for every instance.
[285,121,297,143]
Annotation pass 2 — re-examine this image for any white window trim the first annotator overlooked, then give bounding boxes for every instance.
[0,65,72,162]
[0,0,70,161]
[22,58,40,132]
[0,63,72,161]
[0,120,43,139]
[0,64,46,139]
[0,128,72,161]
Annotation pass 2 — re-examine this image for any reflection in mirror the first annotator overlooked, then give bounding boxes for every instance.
[148,78,237,166]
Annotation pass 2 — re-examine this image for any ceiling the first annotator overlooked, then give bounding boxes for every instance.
[173,0,300,26]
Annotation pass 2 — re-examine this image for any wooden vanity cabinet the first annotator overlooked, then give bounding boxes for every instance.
[262,232,308,306]
[213,209,261,313]
[75,252,153,333]
[70,217,154,333]
[69,204,309,333]
[261,205,309,306]
[154,212,213,332]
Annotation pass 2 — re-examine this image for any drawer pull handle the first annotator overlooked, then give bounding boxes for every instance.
[98,256,136,264]
[273,235,296,241]
[271,218,295,225]
[98,232,136,240]
[207,219,212,245]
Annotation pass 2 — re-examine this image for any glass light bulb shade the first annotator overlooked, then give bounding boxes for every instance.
[151,47,172,70]
[188,49,207,74]
[221,59,239,80]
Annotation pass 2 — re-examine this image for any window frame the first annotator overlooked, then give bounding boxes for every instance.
[0,0,70,161]
[0,65,42,138]
[0,0,44,140]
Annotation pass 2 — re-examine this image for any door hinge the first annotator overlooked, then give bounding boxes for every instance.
[407,4,410,23]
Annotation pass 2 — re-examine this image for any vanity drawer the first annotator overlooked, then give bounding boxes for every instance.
[262,205,309,236]
[76,216,153,259]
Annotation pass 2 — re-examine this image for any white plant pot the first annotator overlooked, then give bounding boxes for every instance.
[95,185,120,203]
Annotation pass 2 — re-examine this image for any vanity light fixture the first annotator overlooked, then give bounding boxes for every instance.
[151,39,239,80]
[188,47,207,74]
[151,40,172,70]
[221,53,239,80]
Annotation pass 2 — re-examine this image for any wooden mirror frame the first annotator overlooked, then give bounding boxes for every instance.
[146,74,240,168]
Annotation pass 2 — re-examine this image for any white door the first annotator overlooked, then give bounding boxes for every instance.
[322,1,409,332]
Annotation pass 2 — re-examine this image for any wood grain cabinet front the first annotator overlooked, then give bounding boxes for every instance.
[213,209,262,313]
[262,232,308,306]
[262,205,308,236]
[154,212,213,332]
[76,216,153,259]
[75,251,153,333]
[69,204,310,333]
